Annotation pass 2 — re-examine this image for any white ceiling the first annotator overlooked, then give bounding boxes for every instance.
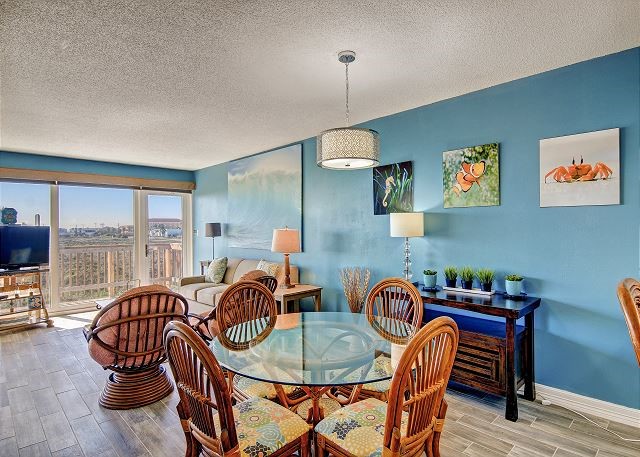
[0,1,638,171]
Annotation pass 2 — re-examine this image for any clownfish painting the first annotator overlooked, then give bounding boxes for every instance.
[452,161,486,196]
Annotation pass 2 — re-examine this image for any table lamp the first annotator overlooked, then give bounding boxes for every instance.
[204,223,222,260]
[271,227,300,289]
[390,212,424,281]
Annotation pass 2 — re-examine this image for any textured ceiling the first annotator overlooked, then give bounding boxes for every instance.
[0,1,638,170]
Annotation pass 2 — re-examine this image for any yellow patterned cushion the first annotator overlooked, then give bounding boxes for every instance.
[233,375,298,400]
[362,379,390,394]
[214,397,310,457]
[345,356,392,394]
[295,397,342,421]
[315,398,408,457]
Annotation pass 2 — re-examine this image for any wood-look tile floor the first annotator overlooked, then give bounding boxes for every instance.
[1,315,639,457]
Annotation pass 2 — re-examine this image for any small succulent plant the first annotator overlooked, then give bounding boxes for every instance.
[505,274,524,282]
[423,269,437,275]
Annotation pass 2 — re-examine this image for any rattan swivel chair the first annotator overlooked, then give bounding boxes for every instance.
[84,284,189,409]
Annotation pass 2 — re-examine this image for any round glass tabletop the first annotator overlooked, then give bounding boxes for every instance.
[209,311,414,387]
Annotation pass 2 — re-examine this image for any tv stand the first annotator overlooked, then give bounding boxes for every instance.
[0,268,52,331]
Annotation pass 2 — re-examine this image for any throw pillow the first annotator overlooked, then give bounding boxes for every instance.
[205,257,228,283]
[256,259,279,277]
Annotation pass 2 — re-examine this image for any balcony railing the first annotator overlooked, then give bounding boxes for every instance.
[58,241,182,307]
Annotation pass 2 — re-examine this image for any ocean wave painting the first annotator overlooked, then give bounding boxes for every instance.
[227,144,302,249]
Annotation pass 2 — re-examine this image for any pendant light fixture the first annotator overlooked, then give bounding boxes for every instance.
[317,51,380,170]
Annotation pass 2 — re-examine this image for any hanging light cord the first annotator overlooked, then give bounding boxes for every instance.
[345,61,350,127]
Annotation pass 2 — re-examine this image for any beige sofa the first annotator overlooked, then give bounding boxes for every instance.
[179,258,299,308]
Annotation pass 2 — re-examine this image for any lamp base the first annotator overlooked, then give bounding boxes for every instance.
[280,253,295,289]
[402,237,413,281]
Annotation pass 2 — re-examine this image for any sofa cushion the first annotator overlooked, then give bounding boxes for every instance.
[205,257,228,283]
[231,259,261,283]
[222,258,245,284]
[256,259,280,277]
[180,282,220,301]
[196,284,230,306]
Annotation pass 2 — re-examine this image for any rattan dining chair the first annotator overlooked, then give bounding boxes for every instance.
[315,316,459,457]
[163,321,311,457]
[352,278,424,402]
[84,284,189,409]
[617,278,640,366]
[215,280,301,405]
[189,271,278,342]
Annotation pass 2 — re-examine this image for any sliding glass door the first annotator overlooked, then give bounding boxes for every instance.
[57,185,135,310]
[140,192,190,288]
[0,181,191,313]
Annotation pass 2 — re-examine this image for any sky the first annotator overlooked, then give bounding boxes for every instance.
[0,183,182,228]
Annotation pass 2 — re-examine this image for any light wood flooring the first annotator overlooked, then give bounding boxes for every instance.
[0,314,639,457]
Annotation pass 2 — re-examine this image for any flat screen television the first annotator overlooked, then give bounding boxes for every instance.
[0,225,50,269]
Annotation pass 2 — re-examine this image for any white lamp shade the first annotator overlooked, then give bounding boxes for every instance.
[317,127,380,169]
[390,212,424,238]
[271,228,301,253]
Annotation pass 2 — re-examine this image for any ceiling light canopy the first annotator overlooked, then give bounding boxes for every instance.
[317,51,380,170]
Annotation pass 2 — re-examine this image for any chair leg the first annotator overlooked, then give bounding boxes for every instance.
[425,434,435,457]
[177,401,196,457]
[315,436,325,457]
[432,399,448,457]
[300,432,310,457]
[99,365,173,409]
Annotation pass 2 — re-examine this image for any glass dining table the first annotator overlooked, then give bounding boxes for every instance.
[209,311,413,424]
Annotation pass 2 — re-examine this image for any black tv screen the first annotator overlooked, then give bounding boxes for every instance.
[0,226,50,268]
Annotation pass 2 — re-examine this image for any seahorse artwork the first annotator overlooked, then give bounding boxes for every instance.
[452,161,486,196]
[382,176,395,207]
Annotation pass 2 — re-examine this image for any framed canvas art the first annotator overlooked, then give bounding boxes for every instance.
[443,143,500,208]
[373,161,414,215]
[227,144,302,249]
[540,128,619,207]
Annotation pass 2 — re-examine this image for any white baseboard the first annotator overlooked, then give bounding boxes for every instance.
[526,383,640,427]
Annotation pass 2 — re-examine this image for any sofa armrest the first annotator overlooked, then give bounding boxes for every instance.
[180,275,206,286]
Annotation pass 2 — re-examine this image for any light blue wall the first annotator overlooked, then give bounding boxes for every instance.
[0,150,195,182]
[193,48,640,408]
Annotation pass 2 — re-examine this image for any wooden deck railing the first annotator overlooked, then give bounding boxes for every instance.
[58,242,182,302]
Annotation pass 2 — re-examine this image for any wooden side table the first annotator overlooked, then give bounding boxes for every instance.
[273,284,322,314]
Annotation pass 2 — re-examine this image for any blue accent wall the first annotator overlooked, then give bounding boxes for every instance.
[193,48,640,408]
[0,150,195,182]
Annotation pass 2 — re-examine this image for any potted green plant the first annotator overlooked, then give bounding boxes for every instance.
[460,266,475,290]
[443,266,457,288]
[423,269,437,288]
[476,268,495,292]
[505,274,524,296]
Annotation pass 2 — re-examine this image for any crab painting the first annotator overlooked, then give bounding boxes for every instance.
[544,156,613,183]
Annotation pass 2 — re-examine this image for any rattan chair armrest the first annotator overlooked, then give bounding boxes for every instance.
[180,275,206,286]
[83,324,93,342]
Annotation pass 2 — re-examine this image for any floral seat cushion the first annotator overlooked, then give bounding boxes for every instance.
[233,375,298,400]
[295,397,341,421]
[214,397,310,457]
[315,398,408,457]
[344,356,392,394]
